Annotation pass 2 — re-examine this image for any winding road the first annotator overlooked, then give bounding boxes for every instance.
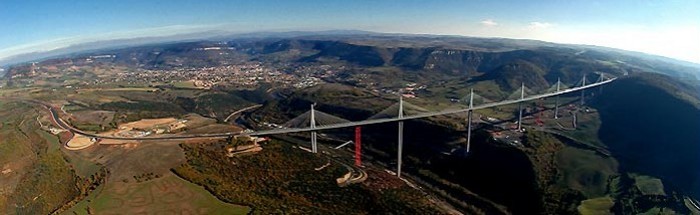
[224,104,263,122]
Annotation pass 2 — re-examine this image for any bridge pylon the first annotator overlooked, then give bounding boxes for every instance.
[368,94,428,178]
[355,126,362,167]
[282,103,350,153]
[597,73,605,94]
[580,74,587,105]
[517,83,525,131]
[397,96,404,178]
[310,104,318,153]
[466,88,474,153]
[554,78,561,119]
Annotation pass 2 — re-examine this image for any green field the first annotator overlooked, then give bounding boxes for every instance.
[577,197,614,215]
[36,130,61,152]
[632,174,666,196]
[171,80,201,89]
[62,150,102,178]
[63,173,250,215]
[556,146,618,197]
[563,109,605,147]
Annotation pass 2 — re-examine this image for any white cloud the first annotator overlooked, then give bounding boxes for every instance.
[480,19,498,26]
[528,22,553,29]
[0,24,232,61]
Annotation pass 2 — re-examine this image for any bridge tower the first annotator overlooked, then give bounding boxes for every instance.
[598,72,605,94]
[466,88,474,153]
[310,104,318,153]
[517,82,525,131]
[397,96,404,178]
[580,74,587,105]
[355,126,362,167]
[554,78,561,119]
[368,94,428,178]
[282,103,350,153]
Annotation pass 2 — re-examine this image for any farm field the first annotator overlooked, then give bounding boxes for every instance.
[63,173,250,215]
[60,133,249,214]
[578,197,614,215]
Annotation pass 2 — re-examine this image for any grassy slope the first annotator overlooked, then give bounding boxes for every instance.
[556,146,618,197]
[0,102,37,207]
[590,74,700,199]
[7,147,79,214]
[0,102,80,214]
[61,150,102,178]
[521,131,587,214]
[59,134,251,214]
[63,173,250,215]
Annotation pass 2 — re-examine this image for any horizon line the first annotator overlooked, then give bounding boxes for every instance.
[1,27,699,67]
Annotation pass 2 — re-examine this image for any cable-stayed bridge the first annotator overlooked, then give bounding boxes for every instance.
[251,76,612,135]
[44,73,616,178]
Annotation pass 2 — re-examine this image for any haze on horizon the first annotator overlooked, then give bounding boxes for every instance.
[1,0,699,64]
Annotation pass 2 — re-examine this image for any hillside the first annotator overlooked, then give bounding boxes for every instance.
[8,33,698,87]
[590,73,700,199]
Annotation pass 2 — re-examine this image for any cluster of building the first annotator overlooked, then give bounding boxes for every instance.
[400,83,427,98]
[109,63,327,89]
[225,135,267,157]
[4,57,435,98]
[5,59,332,90]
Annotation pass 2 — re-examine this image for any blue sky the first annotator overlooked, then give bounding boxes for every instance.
[1,0,699,63]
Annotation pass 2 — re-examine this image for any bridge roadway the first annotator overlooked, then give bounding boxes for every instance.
[46,78,615,140]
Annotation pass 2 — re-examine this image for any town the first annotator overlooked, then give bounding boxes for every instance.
[4,56,430,98]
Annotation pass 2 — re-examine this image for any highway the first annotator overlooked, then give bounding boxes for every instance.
[44,104,233,140]
[43,77,615,140]
[223,104,263,122]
